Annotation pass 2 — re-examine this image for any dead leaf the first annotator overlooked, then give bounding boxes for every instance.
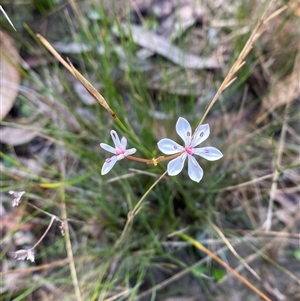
[263,271,287,301]
[2,272,32,295]
[1,207,34,232]
[165,296,196,301]
[152,0,174,19]
[0,30,20,121]
[0,118,47,146]
[259,18,300,116]
[137,2,209,60]
[274,192,300,228]
[0,126,39,146]
[52,41,93,54]
[289,0,300,17]
[119,23,221,69]
[262,71,300,112]
[0,161,42,181]
[274,192,299,212]
[18,158,43,175]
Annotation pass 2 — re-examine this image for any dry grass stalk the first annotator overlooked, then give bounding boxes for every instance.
[36,34,116,119]
[114,170,168,248]
[57,150,83,301]
[196,0,287,130]
[180,233,272,301]
[210,221,261,280]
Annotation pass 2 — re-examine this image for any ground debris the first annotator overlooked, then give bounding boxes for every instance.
[118,22,221,70]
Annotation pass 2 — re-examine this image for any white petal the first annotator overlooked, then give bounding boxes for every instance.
[121,136,127,149]
[193,147,223,161]
[101,156,118,175]
[157,138,184,155]
[192,124,210,147]
[187,155,203,182]
[116,154,125,160]
[124,148,137,156]
[167,153,187,176]
[110,130,123,150]
[176,117,192,146]
[100,143,116,154]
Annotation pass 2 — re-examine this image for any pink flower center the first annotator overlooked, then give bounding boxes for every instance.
[115,148,125,155]
[185,145,194,155]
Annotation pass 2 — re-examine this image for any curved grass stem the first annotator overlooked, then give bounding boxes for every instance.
[179,233,272,301]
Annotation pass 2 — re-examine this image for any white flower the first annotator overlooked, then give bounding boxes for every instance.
[157,117,223,182]
[9,190,25,207]
[100,130,136,175]
[14,249,35,263]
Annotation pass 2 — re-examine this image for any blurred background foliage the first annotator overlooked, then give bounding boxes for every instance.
[0,0,299,300]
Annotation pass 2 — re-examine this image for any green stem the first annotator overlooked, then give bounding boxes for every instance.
[126,152,183,165]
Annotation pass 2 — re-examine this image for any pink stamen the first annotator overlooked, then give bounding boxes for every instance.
[185,145,193,155]
[200,132,204,137]
[187,131,191,137]
[115,148,124,155]
[105,158,111,163]
[205,149,209,153]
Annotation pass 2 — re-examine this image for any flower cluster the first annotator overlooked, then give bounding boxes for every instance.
[100,117,223,182]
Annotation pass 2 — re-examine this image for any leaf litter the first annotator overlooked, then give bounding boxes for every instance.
[0,30,20,121]
[1,0,299,300]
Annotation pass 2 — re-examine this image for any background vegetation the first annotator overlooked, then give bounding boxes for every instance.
[1,0,299,300]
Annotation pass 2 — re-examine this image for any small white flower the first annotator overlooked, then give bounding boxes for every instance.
[9,190,25,207]
[100,130,136,175]
[157,117,223,182]
[14,249,35,263]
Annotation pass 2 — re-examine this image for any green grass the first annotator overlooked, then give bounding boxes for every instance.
[1,1,299,300]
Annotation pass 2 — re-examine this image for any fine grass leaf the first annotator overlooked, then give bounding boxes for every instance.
[0,30,20,121]
[262,271,287,301]
[294,250,300,261]
[212,268,226,281]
